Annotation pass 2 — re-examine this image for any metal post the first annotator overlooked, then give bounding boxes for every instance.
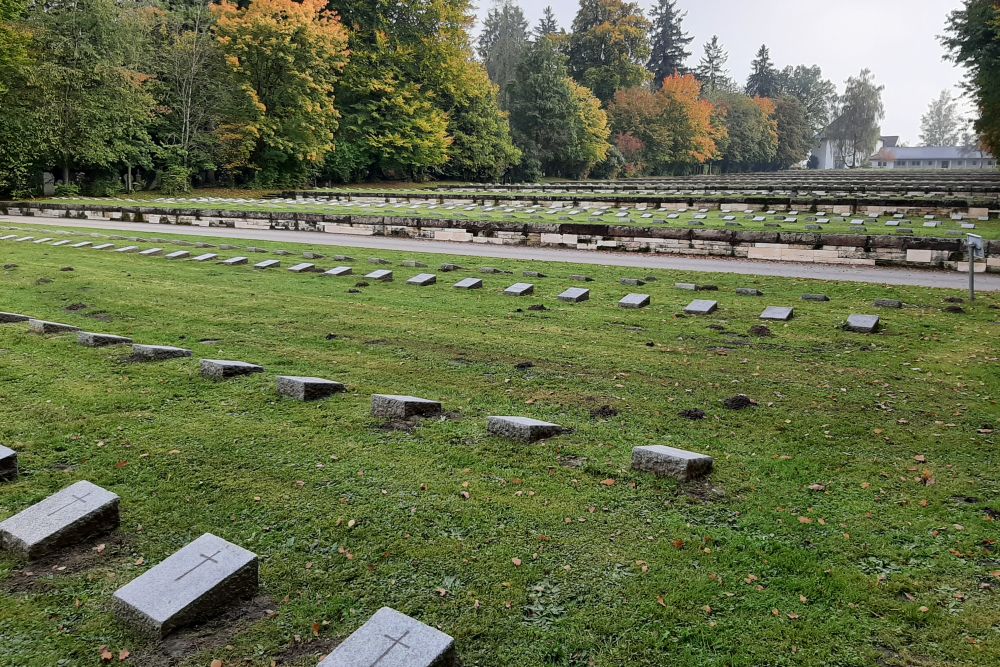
[969,244,975,302]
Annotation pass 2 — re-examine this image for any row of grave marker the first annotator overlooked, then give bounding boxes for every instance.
[0,314,714,664]
[0,234,888,329]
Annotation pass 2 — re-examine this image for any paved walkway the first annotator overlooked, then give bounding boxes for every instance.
[3,214,998,291]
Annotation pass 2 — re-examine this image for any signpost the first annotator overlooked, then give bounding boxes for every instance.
[967,233,984,302]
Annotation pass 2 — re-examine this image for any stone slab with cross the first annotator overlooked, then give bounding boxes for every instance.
[113,532,258,638]
[317,607,455,667]
[0,480,120,559]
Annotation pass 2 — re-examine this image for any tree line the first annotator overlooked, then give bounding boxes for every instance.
[0,0,889,197]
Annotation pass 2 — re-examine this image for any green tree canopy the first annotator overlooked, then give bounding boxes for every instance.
[477,0,529,111]
[919,89,964,146]
[943,0,1000,155]
[745,44,779,98]
[567,0,651,105]
[647,0,692,86]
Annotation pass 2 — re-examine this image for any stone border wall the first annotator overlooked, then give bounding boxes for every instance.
[3,202,997,273]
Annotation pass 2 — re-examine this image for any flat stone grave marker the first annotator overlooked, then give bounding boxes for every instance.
[641,213,653,219]
[666,213,680,219]
[165,250,190,260]
[114,245,140,253]
[488,416,563,442]
[272,250,291,256]
[193,253,218,262]
[0,445,17,482]
[29,319,79,335]
[0,480,119,559]
[675,282,697,291]
[369,258,390,265]
[316,607,455,667]
[223,256,248,266]
[849,220,865,226]
[131,344,193,362]
[752,216,766,222]
[961,223,976,229]
[439,264,462,272]
[923,221,940,228]
[805,224,821,230]
[219,245,240,250]
[78,332,132,347]
[894,213,905,218]
[570,275,592,282]
[92,243,115,250]
[303,252,324,259]
[454,278,483,290]
[0,234,16,240]
[885,221,899,227]
[801,294,829,302]
[277,376,345,401]
[325,266,353,277]
[874,299,902,309]
[288,262,315,273]
[371,394,442,419]
[201,359,264,381]
[51,240,71,247]
[70,241,92,248]
[693,214,707,220]
[523,271,545,278]
[736,288,763,296]
[407,273,437,286]
[722,215,736,221]
[557,287,590,303]
[620,278,645,286]
[924,215,936,220]
[845,314,880,333]
[113,532,258,638]
[254,259,279,269]
[619,293,650,309]
[632,445,713,481]
[14,236,33,242]
[760,306,794,321]
[815,217,830,223]
[504,282,533,296]
[366,269,393,282]
[0,312,30,323]
[684,300,718,315]
[139,248,162,256]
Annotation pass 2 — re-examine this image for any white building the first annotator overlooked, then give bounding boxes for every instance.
[870,144,996,169]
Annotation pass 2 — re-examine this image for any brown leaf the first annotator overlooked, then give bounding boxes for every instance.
[914,454,926,463]
[115,461,128,469]
[512,558,522,567]
[311,622,321,637]
[118,649,130,662]
[94,543,106,554]
[600,479,616,487]
[99,647,113,663]
[656,595,666,607]
[672,539,685,550]
[798,516,813,524]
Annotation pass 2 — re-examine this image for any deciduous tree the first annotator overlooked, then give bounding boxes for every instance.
[828,68,884,168]
[919,89,963,146]
[776,64,835,135]
[943,0,1000,155]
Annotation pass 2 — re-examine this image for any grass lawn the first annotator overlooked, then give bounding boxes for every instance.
[0,227,998,667]
[28,196,1000,240]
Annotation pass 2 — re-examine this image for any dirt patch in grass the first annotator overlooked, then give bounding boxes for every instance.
[749,325,772,337]
[268,637,341,666]
[34,277,53,285]
[680,408,706,420]
[723,395,758,410]
[133,594,277,667]
[87,311,113,322]
[559,455,587,469]
[589,405,619,420]
[945,305,966,314]
[65,302,87,312]
[0,533,132,595]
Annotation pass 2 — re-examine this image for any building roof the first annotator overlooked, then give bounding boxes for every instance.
[874,146,994,161]
[880,136,899,148]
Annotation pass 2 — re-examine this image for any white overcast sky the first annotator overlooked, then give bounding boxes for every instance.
[472,0,972,144]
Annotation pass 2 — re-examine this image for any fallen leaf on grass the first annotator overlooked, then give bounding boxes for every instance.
[512,558,522,567]
[807,484,826,492]
[600,479,616,487]
[312,622,321,637]
[118,649,130,661]
[99,647,113,663]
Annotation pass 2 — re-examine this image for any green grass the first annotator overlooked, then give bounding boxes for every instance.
[27,196,1000,240]
[0,227,998,667]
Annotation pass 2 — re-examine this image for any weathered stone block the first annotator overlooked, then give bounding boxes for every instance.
[0,446,17,482]
[288,263,315,273]
[138,248,163,256]
[504,282,534,296]
[222,256,249,266]
[201,359,264,381]
[193,253,218,262]
[28,319,80,335]
[557,287,590,303]
[632,445,713,481]
[454,278,483,289]
[78,332,133,347]
[113,533,258,638]
[164,251,190,260]
[736,288,763,296]
[684,300,718,315]
[620,278,645,286]
[254,259,280,269]
[277,376,345,401]
[317,607,455,667]
[487,416,563,442]
[874,299,902,309]
[407,273,437,286]
[0,480,120,559]
[619,293,650,309]
[371,394,442,419]
[325,266,353,277]
[0,312,29,323]
[845,314,880,333]
[760,306,793,321]
[801,294,830,302]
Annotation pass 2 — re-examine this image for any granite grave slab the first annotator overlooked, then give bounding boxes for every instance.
[316,607,455,667]
[371,395,442,419]
[201,359,264,381]
[487,416,563,442]
[632,445,713,481]
[277,376,345,401]
[78,332,133,347]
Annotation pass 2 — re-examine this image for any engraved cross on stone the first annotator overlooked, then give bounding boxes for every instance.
[174,549,222,581]
[369,629,411,666]
[47,490,93,517]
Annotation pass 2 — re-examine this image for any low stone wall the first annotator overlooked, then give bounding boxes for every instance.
[3,202,997,273]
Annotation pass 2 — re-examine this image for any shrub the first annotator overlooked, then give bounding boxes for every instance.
[86,176,123,197]
[53,183,80,197]
[160,166,191,195]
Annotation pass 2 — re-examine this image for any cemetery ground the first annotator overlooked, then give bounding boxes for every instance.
[0,227,998,667]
